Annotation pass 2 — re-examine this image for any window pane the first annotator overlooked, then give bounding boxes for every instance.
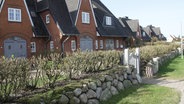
[71,40,76,51]
[50,41,54,52]
[86,13,90,23]
[31,42,36,53]
[95,40,98,49]
[106,16,112,25]
[116,40,119,48]
[82,12,90,24]
[15,9,21,21]
[8,8,14,21]
[106,39,114,50]
[46,14,50,24]
[8,8,21,22]
[100,40,103,49]
[82,12,86,23]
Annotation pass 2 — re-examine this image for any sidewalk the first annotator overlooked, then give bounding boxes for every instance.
[142,77,184,104]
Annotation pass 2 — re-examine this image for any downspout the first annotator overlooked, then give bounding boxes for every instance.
[62,35,70,57]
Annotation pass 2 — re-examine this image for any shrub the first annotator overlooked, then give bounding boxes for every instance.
[0,57,29,102]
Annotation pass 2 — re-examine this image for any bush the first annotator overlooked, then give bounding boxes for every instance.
[64,50,122,79]
[140,43,179,62]
[0,57,29,102]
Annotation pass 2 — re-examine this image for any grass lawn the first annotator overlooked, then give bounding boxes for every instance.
[157,56,184,80]
[101,84,180,104]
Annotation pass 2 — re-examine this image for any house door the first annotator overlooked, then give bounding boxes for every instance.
[80,36,93,51]
[4,37,27,58]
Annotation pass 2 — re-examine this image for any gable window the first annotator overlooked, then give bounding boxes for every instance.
[50,41,54,52]
[100,40,103,49]
[95,40,98,49]
[82,12,90,24]
[31,42,36,53]
[106,39,114,50]
[46,14,50,24]
[106,16,112,25]
[8,8,21,22]
[116,40,119,48]
[71,40,76,51]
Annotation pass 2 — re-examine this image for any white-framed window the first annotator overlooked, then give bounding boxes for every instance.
[120,45,124,49]
[46,14,50,24]
[137,31,140,37]
[37,0,42,2]
[50,41,54,52]
[100,40,103,49]
[116,40,119,48]
[82,12,90,24]
[8,8,21,22]
[106,16,112,25]
[71,40,76,51]
[31,42,36,53]
[106,39,114,50]
[95,40,98,49]
[143,32,146,37]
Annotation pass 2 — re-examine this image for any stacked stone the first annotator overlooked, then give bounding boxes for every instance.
[143,50,179,77]
[50,66,139,104]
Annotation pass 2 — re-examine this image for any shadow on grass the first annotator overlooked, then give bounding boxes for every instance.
[101,84,152,104]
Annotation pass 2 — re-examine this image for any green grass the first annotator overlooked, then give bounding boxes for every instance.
[101,84,180,104]
[157,56,184,80]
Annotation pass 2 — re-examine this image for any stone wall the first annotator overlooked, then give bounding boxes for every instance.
[47,66,139,104]
[143,49,180,77]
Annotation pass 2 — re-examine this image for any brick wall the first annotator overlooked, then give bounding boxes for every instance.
[0,0,33,57]
[76,0,97,50]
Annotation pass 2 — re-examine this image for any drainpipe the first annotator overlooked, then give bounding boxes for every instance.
[62,35,70,57]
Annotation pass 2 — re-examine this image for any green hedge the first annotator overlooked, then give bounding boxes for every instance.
[0,42,178,102]
[0,50,122,102]
[140,43,178,61]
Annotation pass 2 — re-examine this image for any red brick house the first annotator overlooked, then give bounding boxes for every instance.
[0,0,129,58]
[65,0,129,51]
[0,0,80,58]
[0,0,48,58]
[34,0,79,53]
[91,0,129,50]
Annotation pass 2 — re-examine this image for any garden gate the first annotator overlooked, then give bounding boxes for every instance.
[123,48,142,83]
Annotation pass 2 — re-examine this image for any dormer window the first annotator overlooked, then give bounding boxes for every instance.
[106,16,112,25]
[37,0,42,2]
[143,32,146,37]
[8,8,21,22]
[82,12,90,24]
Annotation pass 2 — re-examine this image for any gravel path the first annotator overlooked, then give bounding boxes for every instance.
[142,77,184,104]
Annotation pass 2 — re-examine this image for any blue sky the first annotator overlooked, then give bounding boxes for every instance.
[100,0,184,38]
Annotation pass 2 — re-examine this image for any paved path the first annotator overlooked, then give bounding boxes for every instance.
[142,77,184,104]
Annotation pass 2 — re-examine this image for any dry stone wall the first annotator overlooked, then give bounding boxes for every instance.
[143,50,180,77]
[49,66,139,104]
